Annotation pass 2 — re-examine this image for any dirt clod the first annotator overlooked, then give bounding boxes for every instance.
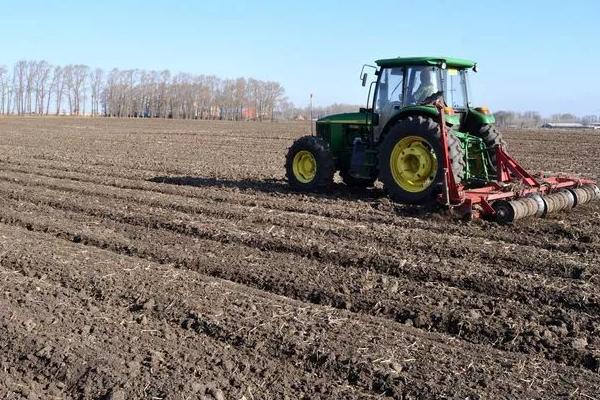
[571,337,588,350]
[107,389,126,400]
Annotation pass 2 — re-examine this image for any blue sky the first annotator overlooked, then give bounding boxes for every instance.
[1,0,599,116]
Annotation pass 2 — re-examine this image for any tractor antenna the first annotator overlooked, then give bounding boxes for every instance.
[310,93,314,136]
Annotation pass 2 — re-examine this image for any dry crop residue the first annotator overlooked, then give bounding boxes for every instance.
[0,118,599,399]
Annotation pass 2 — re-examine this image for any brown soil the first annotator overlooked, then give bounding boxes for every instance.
[0,117,599,399]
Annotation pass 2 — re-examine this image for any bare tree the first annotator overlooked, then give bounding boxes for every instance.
[12,61,28,115]
[0,65,9,115]
[32,61,52,114]
[89,68,104,116]
[49,66,66,115]
[65,64,89,115]
[1,59,291,121]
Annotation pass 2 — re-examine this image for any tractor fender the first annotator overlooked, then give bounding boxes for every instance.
[461,108,496,135]
[468,108,496,125]
[378,106,439,144]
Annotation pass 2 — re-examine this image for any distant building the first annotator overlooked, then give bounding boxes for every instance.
[242,107,257,120]
[541,122,588,129]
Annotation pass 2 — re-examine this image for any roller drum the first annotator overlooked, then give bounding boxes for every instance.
[568,184,600,207]
[543,190,575,215]
[493,197,540,223]
[529,193,547,217]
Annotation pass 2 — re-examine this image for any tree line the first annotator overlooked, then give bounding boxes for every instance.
[0,60,287,120]
[493,111,600,128]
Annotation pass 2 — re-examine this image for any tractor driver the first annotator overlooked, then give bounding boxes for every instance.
[413,69,436,103]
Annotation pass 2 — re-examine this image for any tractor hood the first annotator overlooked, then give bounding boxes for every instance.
[317,112,371,125]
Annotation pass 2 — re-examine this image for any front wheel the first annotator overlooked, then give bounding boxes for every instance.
[285,136,334,192]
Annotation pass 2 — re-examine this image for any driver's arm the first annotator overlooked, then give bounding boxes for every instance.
[415,84,435,103]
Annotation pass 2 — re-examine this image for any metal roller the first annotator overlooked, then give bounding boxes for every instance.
[493,186,594,223]
[529,193,547,217]
[567,184,600,207]
[493,197,541,223]
[542,190,575,215]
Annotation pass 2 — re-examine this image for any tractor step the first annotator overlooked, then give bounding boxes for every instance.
[349,138,366,174]
[348,138,377,179]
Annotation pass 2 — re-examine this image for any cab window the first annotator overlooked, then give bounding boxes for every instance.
[406,66,441,105]
[444,68,468,109]
[375,67,404,112]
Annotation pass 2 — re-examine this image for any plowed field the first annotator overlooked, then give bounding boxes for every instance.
[1,117,599,399]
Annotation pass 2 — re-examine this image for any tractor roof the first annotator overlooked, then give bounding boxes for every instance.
[375,56,475,69]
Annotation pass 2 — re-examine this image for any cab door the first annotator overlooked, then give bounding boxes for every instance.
[373,67,405,142]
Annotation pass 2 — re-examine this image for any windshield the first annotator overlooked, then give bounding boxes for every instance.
[373,67,404,129]
[442,68,469,109]
[405,66,443,105]
[372,66,470,131]
[374,67,404,111]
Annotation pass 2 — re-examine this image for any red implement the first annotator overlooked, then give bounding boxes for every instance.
[433,101,600,222]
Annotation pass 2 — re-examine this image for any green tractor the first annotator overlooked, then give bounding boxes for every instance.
[285,56,503,204]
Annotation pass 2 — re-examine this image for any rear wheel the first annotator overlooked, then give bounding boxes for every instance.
[378,116,464,204]
[285,136,334,191]
[475,124,505,173]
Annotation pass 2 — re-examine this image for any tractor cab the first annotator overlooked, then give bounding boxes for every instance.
[369,57,485,141]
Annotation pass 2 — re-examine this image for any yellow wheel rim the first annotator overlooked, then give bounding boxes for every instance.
[390,136,438,193]
[292,150,317,183]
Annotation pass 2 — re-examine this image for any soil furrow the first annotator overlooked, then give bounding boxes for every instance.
[0,194,599,372]
[0,253,375,399]
[2,223,600,398]
[0,167,598,288]
[1,157,598,261]
[2,117,600,398]
[0,177,597,319]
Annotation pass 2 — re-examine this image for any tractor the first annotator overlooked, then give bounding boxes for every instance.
[285,56,599,222]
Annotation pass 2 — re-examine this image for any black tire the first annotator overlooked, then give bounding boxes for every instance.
[339,169,376,188]
[285,136,334,192]
[378,116,464,204]
[448,131,467,182]
[475,124,505,173]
